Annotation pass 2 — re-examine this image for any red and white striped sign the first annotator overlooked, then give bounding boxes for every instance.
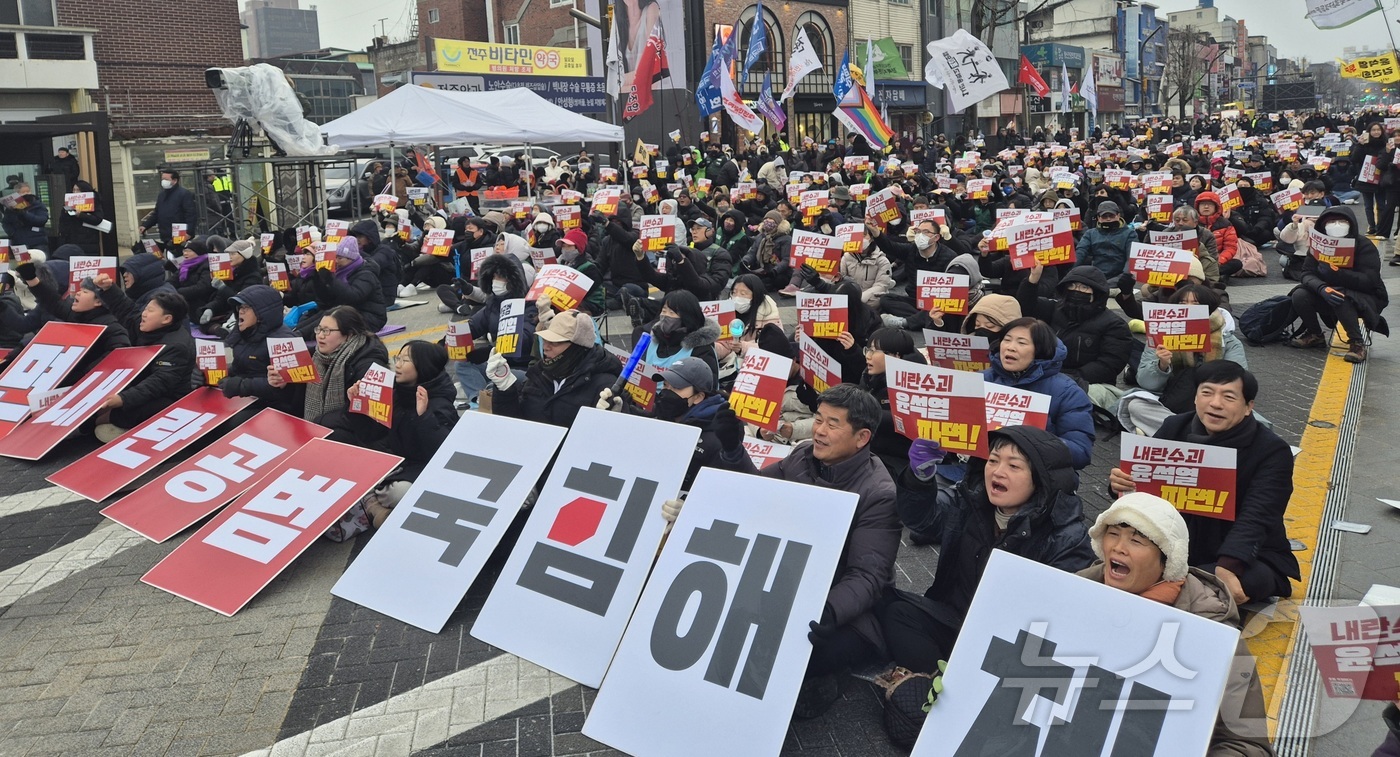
[0,322,105,438]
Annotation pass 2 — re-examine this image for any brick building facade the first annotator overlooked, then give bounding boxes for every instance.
[417,0,584,59]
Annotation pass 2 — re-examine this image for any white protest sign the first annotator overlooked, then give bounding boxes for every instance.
[471,407,700,686]
[330,413,567,632]
[583,468,858,756]
[912,551,1240,757]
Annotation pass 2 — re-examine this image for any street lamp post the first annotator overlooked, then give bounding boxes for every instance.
[1128,21,1164,120]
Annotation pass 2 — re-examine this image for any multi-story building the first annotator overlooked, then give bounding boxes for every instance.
[1117,2,1166,121]
[1024,0,1129,131]
[242,0,321,59]
[849,0,924,141]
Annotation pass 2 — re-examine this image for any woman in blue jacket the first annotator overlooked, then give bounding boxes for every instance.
[984,317,1096,470]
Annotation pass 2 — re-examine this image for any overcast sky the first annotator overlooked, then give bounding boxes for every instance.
[297,0,1400,65]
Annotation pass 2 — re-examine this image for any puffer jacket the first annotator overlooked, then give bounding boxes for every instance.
[597,215,649,290]
[1296,205,1390,334]
[742,219,793,274]
[761,441,900,656]
[840,246,896,305]
[673,393,762,490]
[308,258,387,331]
[1075,221,1137,278]
[492,343,621,428]
[1078,564,1275,757]
[1232,187,1278,246]
[715,209,752,274]
[385,370,459,481]
[117,318,195,413]
[2,193,50,249]
[28,276,131,378]
[1017,265,1134,386]
[1197,191,1240,264]
[352,219,400,305]
[300,335,389,445]
[895,425,1094,635]
[221,285,298,414]
[106,254,176,337]
[470,254,538,369]
[985,340,1095,469]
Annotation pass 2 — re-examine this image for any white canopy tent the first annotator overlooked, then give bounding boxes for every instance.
[321,85,623,149]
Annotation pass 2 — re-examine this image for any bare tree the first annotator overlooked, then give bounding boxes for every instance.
[967,0,1075,48]
[1160,26,1226,120]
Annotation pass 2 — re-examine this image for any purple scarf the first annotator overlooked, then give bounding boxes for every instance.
[178,254,208,283]
[335,256,364,281]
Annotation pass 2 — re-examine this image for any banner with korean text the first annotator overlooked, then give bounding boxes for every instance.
[885,357,988,458]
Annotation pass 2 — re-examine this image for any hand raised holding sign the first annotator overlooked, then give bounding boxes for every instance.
[93,273,115,290]
[1108,465,1136,495]
[267,363,287,389]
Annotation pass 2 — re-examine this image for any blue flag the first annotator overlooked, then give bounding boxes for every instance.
[696,34,724,117]
[742,0,768,85]
[719,24,738,66]
[833,50,853,104]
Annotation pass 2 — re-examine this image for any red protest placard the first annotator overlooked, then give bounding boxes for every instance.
[1051,206,1083,231]
[171,223,189,245]
[909,208,948,227]
[740,438,793,470]
[509,200,533,220]
[101,409,330,542]
[140,438,401,615]
[848,183,871,201]
[1272,188,1304,213]
[323,219,348,246]
[727,347,791,432]
[1359,154,1380,184]
[1218,183,1242,212]
[314,242,338,272]
[445,321,473,361]
[1142,172,1173,194]
[884,357,988,457]
[700,299,736,340]
[1129,242,1196,287]
[266,262,290,292]
[1246,172,1274,193]
[796,332,842,393]
[1146,194,1173,223]
[639,215,675,252]
[68,256,117,296]
[624,360,659,412]
[526,264,596,311]
[866,187,901,231]
[210,251,234,281]
[591,188,622,216]
[1007,217,1075,270]
[260,233,276,256]
[47,388,254,502]
[1120,433,1238,520]
[916,271,971,315]
[1143,303,1212,352]
[64,192,95,213]
[922,331,992,372]
[528,246,557,269]
[1309,228,1356,268]
[1105,169,1133,190]
[0,322,108,439]
[789,231,842,277]
[424,228,454,257]
[0,346,164,461]
[195,339,228,386]
[984,385,1050,431]
[268,337,319,384]
[372,194,398,213]
[1145,229,1200,254]
[799,190,829,219]
[1299,604,1400,701]
[836,223,865,255]
[553,204,582,231]
[795,292,849,339]
[966,179,992,200]
[349,362,394,427]
[469,246,492,278]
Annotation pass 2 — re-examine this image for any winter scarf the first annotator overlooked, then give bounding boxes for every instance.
[540,343,588,382]
[179,254,207,283]
[305,332,365,422]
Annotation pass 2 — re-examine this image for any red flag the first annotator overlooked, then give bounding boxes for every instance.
[624,26,670,122]
[1018,55,1050,98]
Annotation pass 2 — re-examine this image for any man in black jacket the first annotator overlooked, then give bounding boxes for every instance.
[1110,361,1299,604]
[1017,263,1134,411]
[93,290,195,442]
[138,169,199,244]
[16,262,130,378]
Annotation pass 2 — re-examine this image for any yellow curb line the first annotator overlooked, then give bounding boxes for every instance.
[381,324,447,347]
[1247,341,1354,740]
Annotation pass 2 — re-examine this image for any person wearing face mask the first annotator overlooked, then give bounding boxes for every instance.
[641,290,721,384]
[633,357,752,488]
[285,237,387,338]
[957,292,1020,351]
[715,273,784,368]
[1074,200,1138,279]
[836,224,895,306]
[137,169,198,245]
[714,209,752,277]
[1018,263,1134,413]
[741,210,793,293]
[1288,205,1389,363]
[554,229,606,316]
[489,309,619,428]
[526,211,560,251]
[873,218,960,330]
[1229,177,1278,248]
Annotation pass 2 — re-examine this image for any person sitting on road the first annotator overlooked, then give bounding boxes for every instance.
[15,261,130,378]
[286,237,388,337]
[1110,360,1300,605]
[218,285,298,415]
[486,309,619,428]
[90,289,195,442]
[269,305,388,446]
[1017,263,1134,413]
[1288,205,1389,363]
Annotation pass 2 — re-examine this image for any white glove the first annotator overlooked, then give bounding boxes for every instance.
[485,350,516,390]
[596,387,622,411]
[661,497,684,523]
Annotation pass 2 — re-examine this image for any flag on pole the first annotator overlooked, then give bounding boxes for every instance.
[833,50,854,104]
[1081,60,1097,117]
[623,24,669,122]
[1305,0,1381,29]
[1060,61,1071,114]
[742,0,768,84]
[923,30,1011,113]
[835,86,895,150]
[865,38,877,99]
[781,26,823,102]
[1017,55,1050,97]
[757,71,786,132]
[696,34,724,116]
[605,10,623,99]
[720,47,765,133]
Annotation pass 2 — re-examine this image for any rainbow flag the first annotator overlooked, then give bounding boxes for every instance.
[834,87,894,150]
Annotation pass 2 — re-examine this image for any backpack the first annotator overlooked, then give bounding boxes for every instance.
[1239,294,1301,345]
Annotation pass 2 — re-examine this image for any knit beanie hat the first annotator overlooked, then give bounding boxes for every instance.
[1089,492,1190,582]
[335,237,362,262]
[763,210,785,225]
[228,238,260,262]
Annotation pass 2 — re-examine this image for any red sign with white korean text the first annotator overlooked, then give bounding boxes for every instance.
[1146,194,1173,223]
[140,438,401,615]
[796,332,841,394]
[922,331,992,372]
[1119,433,1237,521]
[47,388,254,502]
[789,230,842,276]
[727,347,791,432]
[470,247,491,278]
[269,336,319,384]
[210,251,233,281]
[553,204,582,231]
[639,215,676,252]
[1145,229,1199,255]
[101,409,331,542]
[0,346,163,460]
[1246,172,1274,193]
[866,187,901,231]
[1143,303,1212,352]
[800,190,830,219]
[171,223,189,245]
[350,362,394,427]
[1142,172,1173,194]
[916,271,971,315]
[1105,169,1133,190]
[323,219,348,246]
[885,357,988,457]
[909,208,948,227]
[699,299,736,340]
[445,321,473,361]
[424,228,454,257]
[1299,604,1400,701]
[848,183,871,201]
[1309,228,1356,268]
[1052,206,1083,231]
[195,339,228,386]
[984,385,1050,431]
[1272,188,1304,213]
[966,179,992,200]
[266,262,290,292]
[68,256,117,296]
[836,223,865,254]
[0,322,104,438]
[64,191,95,213]
[1007,217,1075,270]
[1129,242,1196,287]
[1218,183,1242,213]
[526,263,596,312]
[626,360,660,412]
[740,437,793,470]
[592,188,622,216]
[795,292,849,339]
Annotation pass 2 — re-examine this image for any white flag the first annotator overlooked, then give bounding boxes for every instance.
[1081,61,1097,117]
[923,29,1009,113]
[605,10,624,99]
[781,27,823,102]
[865,37,877,99]
[1060,61,1071,114]
[1305,0,1381,29]
[720,57,765,133]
